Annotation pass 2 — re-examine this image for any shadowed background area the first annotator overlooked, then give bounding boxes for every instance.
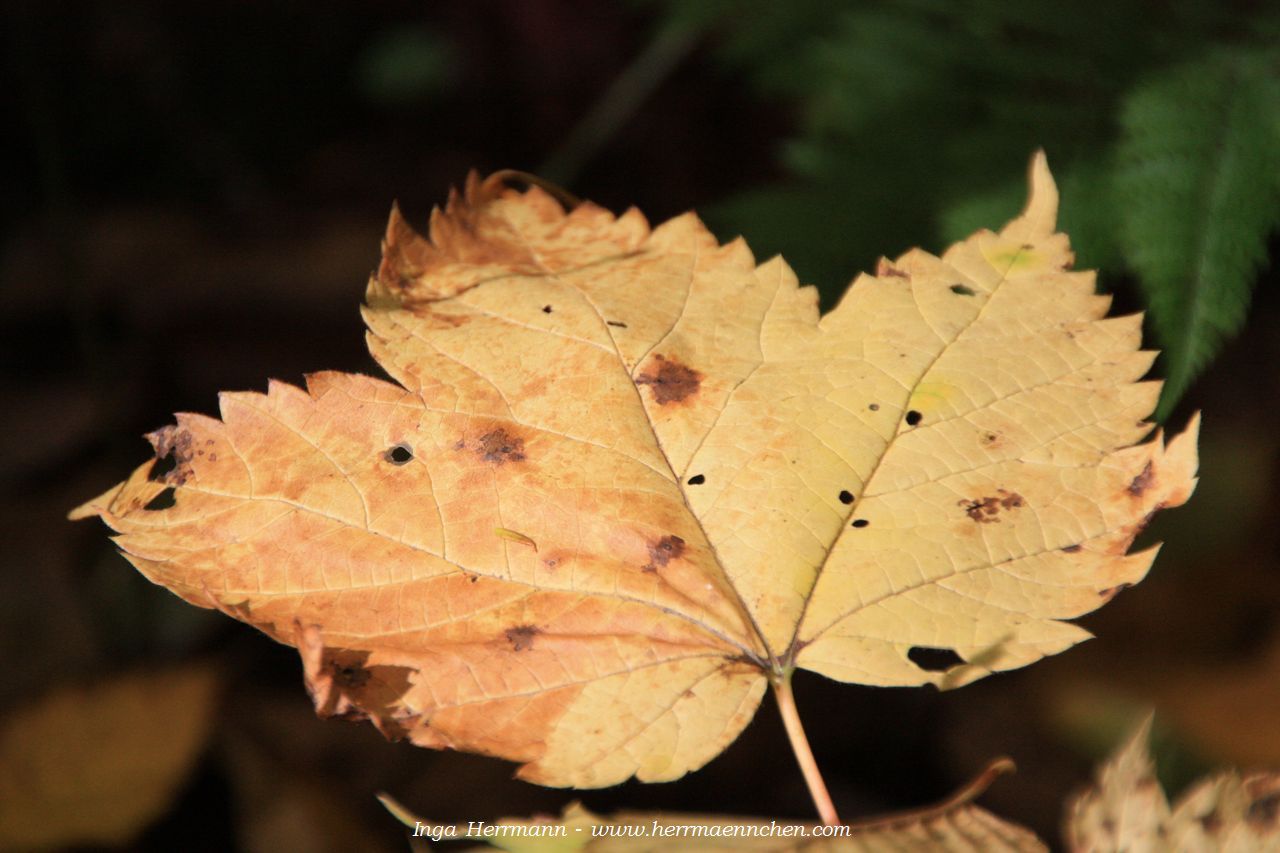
[3,1,1279,849]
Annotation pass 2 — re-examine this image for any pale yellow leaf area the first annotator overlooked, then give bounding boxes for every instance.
[72,156,1198,788]
[0,667,219,849]
[1066,715,1280,851]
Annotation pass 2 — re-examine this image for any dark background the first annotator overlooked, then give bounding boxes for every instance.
[3,2,1278,850]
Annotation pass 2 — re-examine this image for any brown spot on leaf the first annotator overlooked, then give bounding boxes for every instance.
[505,625,539,651]
[635,355,702,405]
[950,284,977,296]
[148,425,196,486]
[643,535,686,572]
[471,428,526,464]
[606,320,627,328]
[959,489,1023,523]
[1062,544,1082,553]
[1199,808,1223,834]
[1129,461,1155,497]
[306,644,414,740]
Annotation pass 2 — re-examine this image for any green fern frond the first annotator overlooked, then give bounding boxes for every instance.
[1116,48,1280,419]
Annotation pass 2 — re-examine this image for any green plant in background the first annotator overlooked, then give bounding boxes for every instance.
[642,0,1280,418]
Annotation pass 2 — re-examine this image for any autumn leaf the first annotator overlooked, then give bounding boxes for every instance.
[71,155,1198,796]
[1065,715,1280,851]
[0,667,219,850]
[378,760,1046,851]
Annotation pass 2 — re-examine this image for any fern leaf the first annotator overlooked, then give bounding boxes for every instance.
[1116,49,1280,418]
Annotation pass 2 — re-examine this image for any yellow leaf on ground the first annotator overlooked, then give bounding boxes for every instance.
[1066,715,1280,851]
[71,155,1198,787]
[0,667,219,849]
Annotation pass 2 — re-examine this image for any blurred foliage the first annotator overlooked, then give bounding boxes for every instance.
[644,0,1280,417]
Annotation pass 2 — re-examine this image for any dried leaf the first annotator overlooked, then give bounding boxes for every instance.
[378,760,1045,851]
[0,667,219,849]
[1066,715,1280,851]
[72,155,1198,787]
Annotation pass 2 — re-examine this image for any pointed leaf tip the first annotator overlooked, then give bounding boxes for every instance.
[1022,150,1059,236]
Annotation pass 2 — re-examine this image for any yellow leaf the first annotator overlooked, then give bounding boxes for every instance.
[1065,714,1280,851]
[71,155,1198,788]
[0,667,219,849]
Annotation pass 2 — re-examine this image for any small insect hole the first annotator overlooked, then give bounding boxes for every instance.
[907,646,964,671]
[905,410,923,426]
[148,452,178,482]
[144,487,177,511]
[851,518,869,528]
[868,403,880,411]
[839,490,854,504]
[541,305,553,314]
[384,444,414,465]
[950,284,977,296]
[687,474,706,485]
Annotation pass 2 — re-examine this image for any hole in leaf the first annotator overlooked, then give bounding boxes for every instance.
[905,410,923,426]
[384,443,414,465]
[148,452,177,482]
[144,487,177,511]
[907,646,964,671]
[868,403,880,411]
[542,305,553,314]
[687,474,705,485]
[839,490,854,504]
[950,284,976,296]
[851,518,869,528]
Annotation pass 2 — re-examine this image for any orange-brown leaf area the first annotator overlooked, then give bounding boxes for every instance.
[72,156,1199,788]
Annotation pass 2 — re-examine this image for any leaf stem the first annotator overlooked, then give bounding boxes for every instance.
[772,672,840,826]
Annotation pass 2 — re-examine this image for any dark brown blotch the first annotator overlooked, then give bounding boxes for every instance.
[643,534,686,572]
[635,355,702,405]
[950,284,977,296]
[505,624,540,652]
[149,425,196,485]
[1128,461,1155,497]
[959,489,1023,523]
[474,428,526,464]
[1062,543,1083,553]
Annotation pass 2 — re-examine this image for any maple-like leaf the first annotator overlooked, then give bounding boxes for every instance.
[72,155,1199,789]
[1066,715,1280,851]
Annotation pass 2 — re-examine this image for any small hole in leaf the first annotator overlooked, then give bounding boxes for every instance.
[950,284,976,296]
[687,474,705,485]
[868,403,880,411]
[839,490,854,504]
[144,487,177,511]
[542,305,553,314]
[851,518,869,528]
[905,410,923,426]
[384,444,414,465]
[907,646,964,671]
[148,452,177,482]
